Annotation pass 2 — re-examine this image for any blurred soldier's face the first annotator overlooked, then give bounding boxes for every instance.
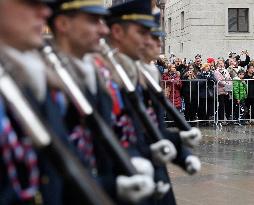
[111,23,150,60]
[140,34,161,61]
[0,0,51,51]
[56,13,109,56]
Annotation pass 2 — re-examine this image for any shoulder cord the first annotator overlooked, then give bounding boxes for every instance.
[0,99,39,201]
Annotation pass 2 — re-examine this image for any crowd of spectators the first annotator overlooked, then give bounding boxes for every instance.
[156,51,254,126]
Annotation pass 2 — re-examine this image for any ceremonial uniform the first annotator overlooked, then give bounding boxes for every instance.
[47,1,157,204]
[0,46,64,205]
[95,1,202,204]
[0,1,116,205]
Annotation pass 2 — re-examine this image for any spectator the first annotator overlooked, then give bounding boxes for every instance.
[197,63,217,124]
[169,52,175,64]
[162,64,182,110]
[214,59,232,123]
[225,50,250,69]
[225,52,237,68]
[235,50,250,68]
[174,57,187,75]
[181,67,198,122]
[155,57,167,74]
[193,54,202,74]
[207,57,216,71]
[233,69,248,124]
[244,64,254,121]
[227,58,239,79]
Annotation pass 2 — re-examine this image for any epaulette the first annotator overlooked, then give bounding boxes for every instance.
[0,48,46,101]
[114,52,139,87]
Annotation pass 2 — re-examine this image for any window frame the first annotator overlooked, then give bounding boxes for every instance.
[228,8,249,33]
[225,5,252,37]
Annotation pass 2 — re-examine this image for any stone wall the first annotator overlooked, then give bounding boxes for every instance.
[165,0,254,61]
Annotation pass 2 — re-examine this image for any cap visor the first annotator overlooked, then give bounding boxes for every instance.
[80,6,110,16]
[136,19,158,28]
[151,31,166,37]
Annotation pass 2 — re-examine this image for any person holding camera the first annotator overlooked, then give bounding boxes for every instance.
[238,50,250,68]
[225,50,250,69]
[227,57,240,79]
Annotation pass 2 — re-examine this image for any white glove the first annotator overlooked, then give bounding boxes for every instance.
[150,139,177,164]
[117,175,155,203]
[185,155,201,175]
[154,181,171,198]
[180,127,202,147]
[131,157,154,178]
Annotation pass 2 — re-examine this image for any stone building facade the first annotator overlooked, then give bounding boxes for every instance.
[165,0,254,61]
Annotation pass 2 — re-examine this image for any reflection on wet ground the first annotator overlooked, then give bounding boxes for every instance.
[168,125,254,205]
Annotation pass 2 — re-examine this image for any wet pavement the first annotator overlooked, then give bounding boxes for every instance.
[168,124,254,205]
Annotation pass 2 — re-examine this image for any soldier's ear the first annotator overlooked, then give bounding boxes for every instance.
[54,15,71,34]
[110,24,125,42]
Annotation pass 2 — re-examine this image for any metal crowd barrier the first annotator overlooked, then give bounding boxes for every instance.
[215,79,254,126]
[161,78,254,126]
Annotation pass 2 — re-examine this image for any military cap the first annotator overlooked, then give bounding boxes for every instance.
[151,12,166,37]
[24,0,58,5]
[107,0,157,28]
[39,0,58,2]
[50,0,109,16]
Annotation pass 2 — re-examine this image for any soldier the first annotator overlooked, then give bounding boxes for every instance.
[93,1,202,204]
[0,1,66,205]
[46,0,157,204]
[139,12,201,175]
[0,1,116,205]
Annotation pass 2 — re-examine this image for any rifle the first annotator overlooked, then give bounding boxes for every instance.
[0,62,114,205]
[41,44,138,177]
[99,39,171,154]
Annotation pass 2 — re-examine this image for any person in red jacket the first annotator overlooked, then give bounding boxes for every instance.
[162,64,182,110]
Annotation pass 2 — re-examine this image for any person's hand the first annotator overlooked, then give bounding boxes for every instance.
[154,181,171,198]
[237,99,240,104]
[150,139,177,164]
[185,155,201,175]
[131,157,154,178]
[179,127,202,148]
[117,175,155,203]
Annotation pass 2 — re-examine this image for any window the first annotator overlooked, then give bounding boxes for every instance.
[168,17,172,33]
[228,8,249,32]
[181,11,185,30]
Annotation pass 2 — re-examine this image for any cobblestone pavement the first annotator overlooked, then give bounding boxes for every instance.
[168,124,254,205]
